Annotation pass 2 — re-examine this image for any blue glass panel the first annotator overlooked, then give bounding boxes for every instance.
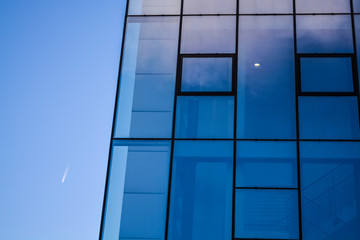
[299,97,360,139]
[300,142,360,240]
[175,96,234,138]
[297,15,353,53]
[296,0,350,13]
[237,16,296,139]
[181,57,232,92]
[128,0,181,15]
[239,0,293,14]
[114,17,179,138]
[356,16,360,91]
[183,0,236,14]
[102,141,171,240]
[236,141,297,188]
[235,189,299,239]
[168,141,233,240]
[301,57,354,92]
[355,0,360,13]
[181,16,236,54]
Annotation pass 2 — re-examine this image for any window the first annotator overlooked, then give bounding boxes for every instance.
[183,0,236,14]
[180,55,234,93]
[296,0,350,13]
[239,0,293,14]
[299,55,355,93]
[127,0,181,15]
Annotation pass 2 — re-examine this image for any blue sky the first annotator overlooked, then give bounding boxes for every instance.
[0,0,126,238]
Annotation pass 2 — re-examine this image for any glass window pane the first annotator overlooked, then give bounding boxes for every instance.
[114,17,179,138]
[236,141,297,188]
[296,0,350,13]
[297,15,353,53]
[128,0,181,15]
[175,96,234,138]
[299,96,360,139]
[300,142,360,240]
[181,57,233,92]
[239,0,293,14]
[235,189,299,239]
[237,16,296,139]
[183,0,236,14]
[181,16,236,54]
[300,57,354,92]
[102,141,171,240]
[356,16,360,91]
[355,0,360,13]
[168,141,233,240]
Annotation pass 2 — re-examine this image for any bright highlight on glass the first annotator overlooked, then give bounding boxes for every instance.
[254,63,260,67]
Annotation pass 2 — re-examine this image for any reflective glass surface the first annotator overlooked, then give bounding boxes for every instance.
[301,142,360,240]
[183,0,236,14]
[355,0,360,13]
[239,0,293,14]
[114,17,179,138]
[128,0,181,15]
[237,16,296,139]
[102,141,171,240]
[175,96,234,138]
[181,57,232,92]
[356,16,360,91]
[235,189,299,239]
[236,141,297,188]
[297,15,353,53]
[299,97,360,139]
[181,16,236,54]
[300,57,354,92]
[168,141,233,240]
[296,0,350,13]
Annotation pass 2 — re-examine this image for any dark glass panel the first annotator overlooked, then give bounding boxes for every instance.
[301,142,360,240]
[299,97,360,139]
[175,96,234,139]
[297,15,353,53]
[183,0,236,14]
[239,0,293,14]
[237,16,296,139]
[128,0,181,15]
[181,16,236,54]
[168,141,233,240]
[300,57,354,92]
[296,0,350,13]
[102,141,171,240]
[235,189,299,239]
[236,141,297,188]
[356,16,360,91]
[181,57,232,92]
[114,17,179,138]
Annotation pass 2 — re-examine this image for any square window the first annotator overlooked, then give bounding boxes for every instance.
[181,56,233,93]
[300,56,354,93]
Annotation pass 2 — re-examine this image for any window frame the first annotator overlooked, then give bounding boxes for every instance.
[176,54,237,96]
[296,53,359,96]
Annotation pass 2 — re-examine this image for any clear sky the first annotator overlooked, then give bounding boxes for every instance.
[0,0,126,239]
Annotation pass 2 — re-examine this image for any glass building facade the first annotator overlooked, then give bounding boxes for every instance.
[100,0,360,239]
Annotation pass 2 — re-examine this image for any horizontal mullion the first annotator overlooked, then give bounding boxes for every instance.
[298,92,357,96]
[297,53,354,58]
[177,91,235,96]
[112,138,360,142]
[235,187,298,190]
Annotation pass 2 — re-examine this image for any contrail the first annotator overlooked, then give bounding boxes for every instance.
[62,164,70,183]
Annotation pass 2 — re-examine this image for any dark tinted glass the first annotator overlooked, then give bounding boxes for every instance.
[181,16,236,54]
[181,57,232,92]
[102,141,171,240]
[296,0,350,13]
[114,17,179,138]
[297,15,353,53]
[236,141,297,188]
[300,57,354,92]
[168,141,233,240]
[239,0,293,13]
[235,189,299,239]
[237,16,296,139]
[175,96,234,138]
[299,97,360,139]
[300,142,360,240]
[356,16,360,91]
[128,0,181,15]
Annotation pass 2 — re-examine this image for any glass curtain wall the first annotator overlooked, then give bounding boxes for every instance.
[101,0,360,239]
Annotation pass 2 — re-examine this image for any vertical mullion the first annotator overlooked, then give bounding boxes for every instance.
[232,0,239,239]
[293,0,304,239]
[165,0,184,239]
[99,0,130,238]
